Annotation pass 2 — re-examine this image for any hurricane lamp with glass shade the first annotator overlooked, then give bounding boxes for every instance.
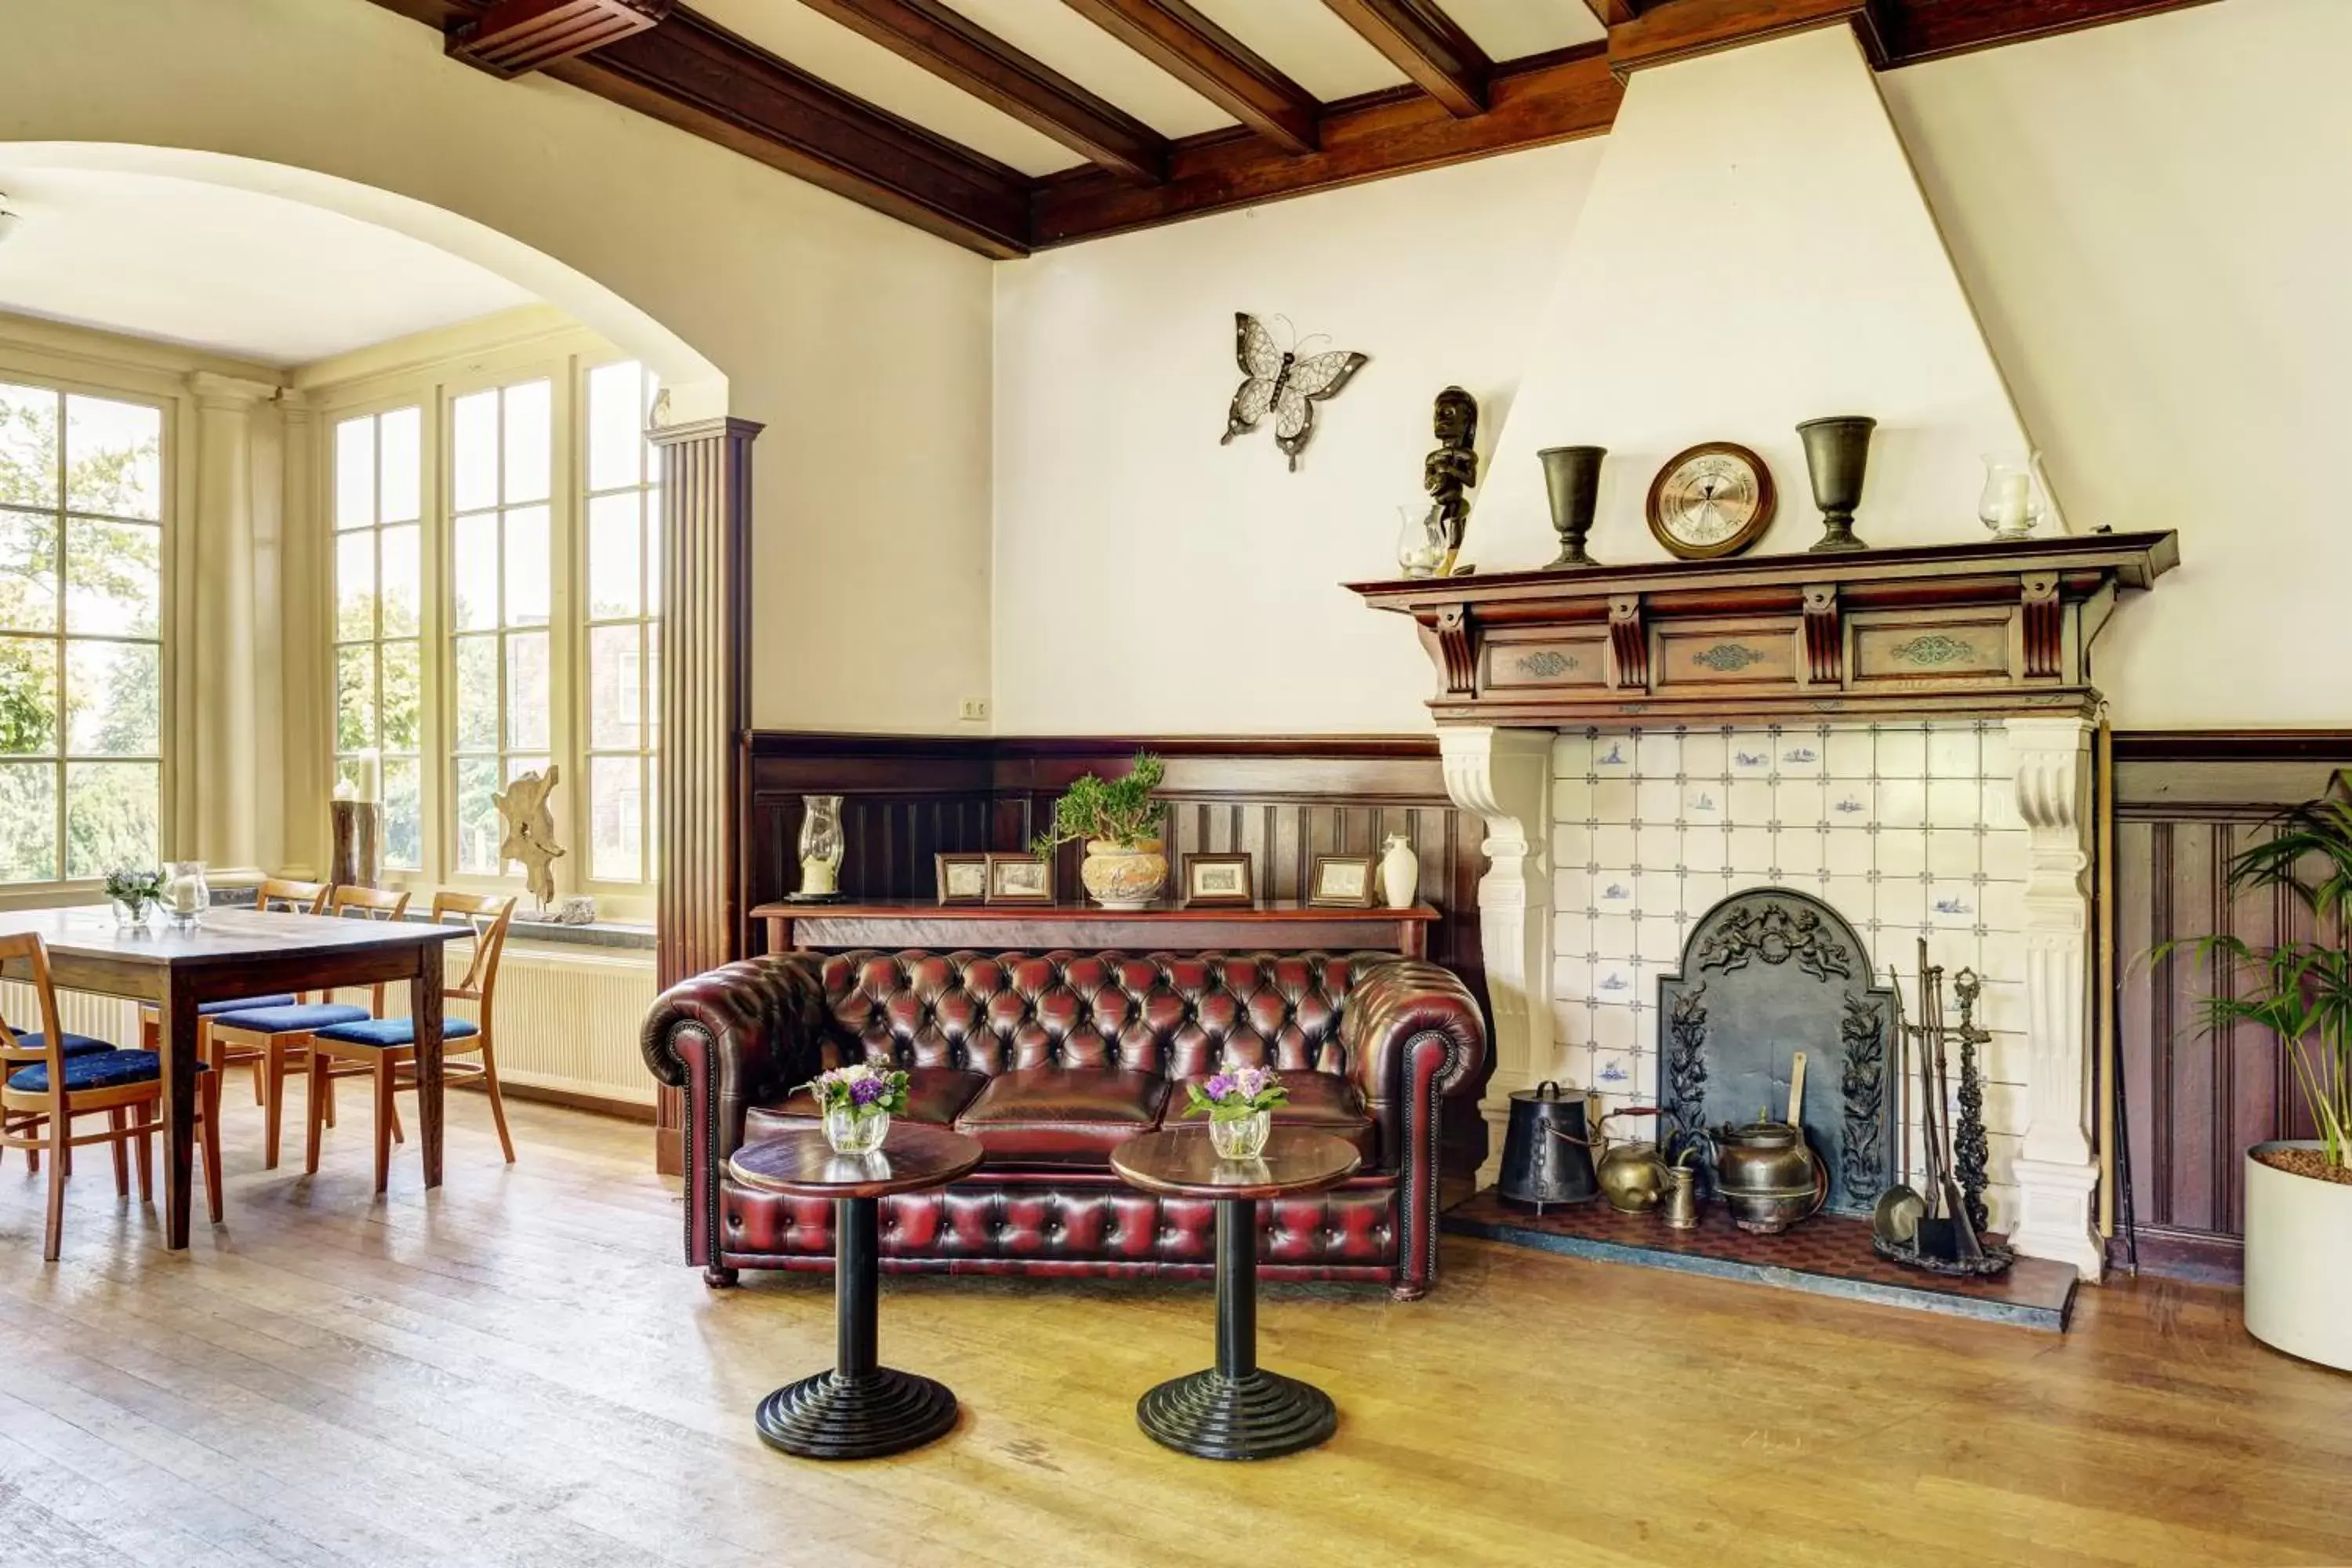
[1977,453,2049,542]
[797,795,845,898]
[162,861,210,929]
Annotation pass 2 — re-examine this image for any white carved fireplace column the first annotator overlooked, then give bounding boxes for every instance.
[1439,727,1555,1186]
[2005,716,2104,1279]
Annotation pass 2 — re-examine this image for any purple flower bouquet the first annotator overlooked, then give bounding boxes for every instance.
[802,1062,910,1155]
[1185,1063,1287,1159]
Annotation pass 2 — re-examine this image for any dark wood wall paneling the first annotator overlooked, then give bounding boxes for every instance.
[2111,732,2339,1282]
[742,733,1494,1174]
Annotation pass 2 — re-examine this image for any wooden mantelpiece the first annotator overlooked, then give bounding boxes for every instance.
[1349,532,2180,725]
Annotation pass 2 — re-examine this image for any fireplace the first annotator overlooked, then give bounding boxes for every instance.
[1358,535,2179,1280]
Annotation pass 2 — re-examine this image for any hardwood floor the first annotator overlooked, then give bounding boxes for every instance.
[2,1097,2346,1568]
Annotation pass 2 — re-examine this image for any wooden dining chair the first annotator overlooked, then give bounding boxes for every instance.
[0,931,224,1260]
[207,884,413,1169]
[307,891,517,1193]
[138,877,326,1102]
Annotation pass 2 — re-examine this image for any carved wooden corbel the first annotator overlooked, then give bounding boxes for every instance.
[1607,594,1650,691]
[1801,583,1842,686]
[1422,605,1478,696]
[2020,572,2062,679]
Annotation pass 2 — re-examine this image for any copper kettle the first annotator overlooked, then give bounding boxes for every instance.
[1571,1105,1669,1214]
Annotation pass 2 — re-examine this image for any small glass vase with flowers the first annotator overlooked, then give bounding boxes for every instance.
[1185,1063,1288,1160]
[801,1062,910,1156]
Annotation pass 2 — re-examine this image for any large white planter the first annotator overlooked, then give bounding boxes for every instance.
[2243,1140,2352,1373]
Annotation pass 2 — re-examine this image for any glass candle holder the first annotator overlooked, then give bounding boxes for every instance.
[162,861,209,928]
[1977,453,2048,542]
[1396,504,1446,579]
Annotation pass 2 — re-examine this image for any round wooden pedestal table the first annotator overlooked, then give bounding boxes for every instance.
[1109,1127,1363,1461]
[728,1124,984,1460]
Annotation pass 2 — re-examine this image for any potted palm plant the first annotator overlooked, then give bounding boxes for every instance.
[1033,752,1167,909]
[2163,796,2352,1371]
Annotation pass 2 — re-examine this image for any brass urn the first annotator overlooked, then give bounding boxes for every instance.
[1714,1121,1826,1235]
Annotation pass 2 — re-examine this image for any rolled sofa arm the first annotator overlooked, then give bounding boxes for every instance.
[1339,959,1487,1299]
[641,953,829,1275]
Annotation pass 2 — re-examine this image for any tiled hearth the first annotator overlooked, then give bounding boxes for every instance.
[1550,719,2031,1232]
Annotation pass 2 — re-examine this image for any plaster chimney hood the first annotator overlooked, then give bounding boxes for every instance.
[1348,531,2179,728]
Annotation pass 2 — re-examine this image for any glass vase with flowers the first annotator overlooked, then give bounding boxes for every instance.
[1185,1063,1288,1160]
[800,1062,911,1156]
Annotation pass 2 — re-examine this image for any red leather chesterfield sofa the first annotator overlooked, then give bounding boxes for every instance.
[641,947,1486,1299]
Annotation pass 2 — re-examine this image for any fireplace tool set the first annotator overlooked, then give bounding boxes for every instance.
[1872,938,2012,1276]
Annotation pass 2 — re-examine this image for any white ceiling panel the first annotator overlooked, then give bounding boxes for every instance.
[1444,0,1606,61]
[0,167,537,365]
[943,0,1236,140]
[1188,0,1406,102]
[695,0,1087,175]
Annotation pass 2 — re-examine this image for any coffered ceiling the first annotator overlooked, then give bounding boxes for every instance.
[363,0,2216,257]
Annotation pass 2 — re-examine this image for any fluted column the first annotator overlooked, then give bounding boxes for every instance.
[2005,715,2103,1279]
[184,371,278,878]
[1439,726,1555,1186]
[650,416,761,994]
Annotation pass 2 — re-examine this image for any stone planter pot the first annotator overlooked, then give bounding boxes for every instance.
[1080,838,1167,909]
[2243,1140,2352,1372]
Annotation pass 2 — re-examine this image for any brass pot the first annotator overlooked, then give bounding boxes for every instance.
[1715,1121,1827,1235]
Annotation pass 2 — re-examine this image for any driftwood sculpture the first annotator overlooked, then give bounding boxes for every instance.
[494,766,565,911]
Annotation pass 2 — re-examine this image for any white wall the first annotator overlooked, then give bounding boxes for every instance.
[0,0,994,735]
[1882,0,2352,729]
[993,142,1606,735]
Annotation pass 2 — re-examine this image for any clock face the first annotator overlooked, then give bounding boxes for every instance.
[1647,443,1777,560]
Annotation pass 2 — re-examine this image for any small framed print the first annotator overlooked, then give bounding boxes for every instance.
[985,852,1055,905]
[1308,855,1377,909]
[935,852,989,906]
[1181,853,1254,908]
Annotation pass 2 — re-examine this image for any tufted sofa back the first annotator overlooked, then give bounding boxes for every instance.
[813,949,1399,1080]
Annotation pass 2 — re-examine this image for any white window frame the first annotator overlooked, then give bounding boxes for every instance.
[310,325,655,923]
[0,340,184,902]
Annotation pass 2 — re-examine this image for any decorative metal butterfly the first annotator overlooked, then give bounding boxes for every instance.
[1221,312,1368,472]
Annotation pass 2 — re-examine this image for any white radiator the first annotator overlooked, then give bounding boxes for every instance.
[2,941,660,1111]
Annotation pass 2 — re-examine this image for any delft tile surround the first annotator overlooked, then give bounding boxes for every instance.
[1551,720,2030,1229]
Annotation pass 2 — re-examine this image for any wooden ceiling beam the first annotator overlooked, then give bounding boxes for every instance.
[796,0,1169,184]
[1607,0,1888,78]
[1033,45,1618,247]
[1581,0,1652,25]
[1061,0,1322,155]
[1872,0,2220,66]
[1319,0,1494,118]
[447,0,672,76]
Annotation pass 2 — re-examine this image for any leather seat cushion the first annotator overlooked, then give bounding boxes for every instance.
[954,1067,1171,1165]
[1171,1070,1377,1160]
[749,1065,988,1142]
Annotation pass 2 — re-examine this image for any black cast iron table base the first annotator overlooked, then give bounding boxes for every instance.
[755,1367,958,1461]
[1136,1196,1338,1461]
[754,1195,959,1461]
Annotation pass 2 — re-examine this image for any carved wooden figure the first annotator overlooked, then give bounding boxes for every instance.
[494,766,566,910]
[1424,386,1479,568]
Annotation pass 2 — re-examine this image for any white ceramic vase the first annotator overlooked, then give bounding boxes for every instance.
[1379,833,1419,908]
[2242,1140,2352,1371]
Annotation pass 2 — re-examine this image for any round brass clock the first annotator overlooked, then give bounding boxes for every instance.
[1646,441,1777,560]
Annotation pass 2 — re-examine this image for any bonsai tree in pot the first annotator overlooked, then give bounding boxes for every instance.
[2162,795,2352,1370]
[1033,752,1168,909]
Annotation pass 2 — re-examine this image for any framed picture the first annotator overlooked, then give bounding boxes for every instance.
[1308,855,1377,909]
[985,852,1055,905]
[935,852,989,905]
[1181,853,1254,908]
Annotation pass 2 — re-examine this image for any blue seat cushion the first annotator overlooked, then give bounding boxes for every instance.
[6,1030,114,1060]
[314,1016,480,1050]
[200,993,298,1016]
[207,1003,372,1034]
[7,1049,212,1094]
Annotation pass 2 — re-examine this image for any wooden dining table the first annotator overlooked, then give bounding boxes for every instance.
[0,906,469,1249]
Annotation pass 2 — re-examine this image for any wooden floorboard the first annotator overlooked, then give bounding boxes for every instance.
[3,1094,2347,1567]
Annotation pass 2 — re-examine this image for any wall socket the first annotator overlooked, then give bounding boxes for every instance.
[958,697,990,722]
